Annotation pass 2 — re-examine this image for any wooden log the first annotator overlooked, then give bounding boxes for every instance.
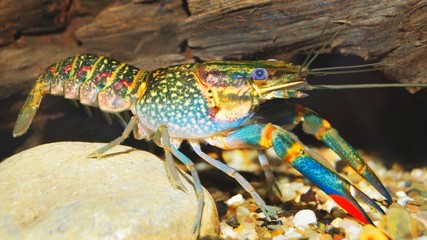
[0,0,71,46]
[75,0,188,61]
[180,0,426,86]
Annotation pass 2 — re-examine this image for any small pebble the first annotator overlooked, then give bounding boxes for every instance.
[284,228,304,238]
[359,224,388,240]
[236,206,250,224]
[293,209,317,227]
[226,194,244,206]
[220,222,238,238]
[379,203,420,239]
[396,191,413,206]
[297,185,311,194]
[407,189,421,198]
[335,218,362,240]
[300,188,317,203]
[272,234,287,240]
[331,218,342,228]
[280,188,297,202]
[331,208,348,219]
[238,221,257,239]
[225,216,239,228]
[411,168,424,181]
[319,233,333,240]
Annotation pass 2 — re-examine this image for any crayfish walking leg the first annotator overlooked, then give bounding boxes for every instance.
[156,126,205,239]
[191,142,277,221]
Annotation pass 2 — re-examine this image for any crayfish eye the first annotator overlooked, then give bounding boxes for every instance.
[251,68,268,81]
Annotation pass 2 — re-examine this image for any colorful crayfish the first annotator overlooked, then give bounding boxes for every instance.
[14,52,404,237]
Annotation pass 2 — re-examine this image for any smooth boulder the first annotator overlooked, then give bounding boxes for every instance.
[0,142,219,239]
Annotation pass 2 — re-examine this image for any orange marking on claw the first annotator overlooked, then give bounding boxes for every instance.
[315,119,331,139]
[260,124,275,147]
[284,143,304,163]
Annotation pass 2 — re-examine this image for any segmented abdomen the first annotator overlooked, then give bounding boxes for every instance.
[40,54,148,112]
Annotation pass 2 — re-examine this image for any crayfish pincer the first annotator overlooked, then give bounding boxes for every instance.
[14,54,394,237]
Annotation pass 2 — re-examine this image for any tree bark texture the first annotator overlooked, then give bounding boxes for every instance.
[0,0,425,99]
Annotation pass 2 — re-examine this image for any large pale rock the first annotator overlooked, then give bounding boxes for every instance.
[0,142,219,239]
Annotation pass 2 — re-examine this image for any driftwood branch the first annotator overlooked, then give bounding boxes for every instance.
[181,0,426,87]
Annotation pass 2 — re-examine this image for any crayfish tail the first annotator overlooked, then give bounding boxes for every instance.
[13,105,37,137]
[13,85,45,137]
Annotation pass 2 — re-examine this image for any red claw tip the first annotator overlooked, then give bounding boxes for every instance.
[329,194,371,224]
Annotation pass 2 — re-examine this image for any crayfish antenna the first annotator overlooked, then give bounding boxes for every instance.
[13,84,45,137]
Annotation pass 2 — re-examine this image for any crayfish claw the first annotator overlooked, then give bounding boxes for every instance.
[279,103,392,204]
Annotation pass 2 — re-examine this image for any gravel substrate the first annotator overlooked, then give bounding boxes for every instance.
[212,148,427,239]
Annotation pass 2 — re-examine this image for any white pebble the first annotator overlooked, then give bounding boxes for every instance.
[278,181,304,202]
[396,191,413,206]
[280,187,297,202]
[331,218,342,228]
[323,199,339,212]
[220,222,237,238]
[292,209,317,227]
[396,191,407,198]
[297,185,311,194]
[236,206,250,223]
[336,218,362,240]
[272,235,287,240]
[284,228,303,238]
[410,168,424,181]
[226,194,244,206]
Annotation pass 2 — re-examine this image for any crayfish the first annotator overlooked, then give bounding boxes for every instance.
[13,44,425,237]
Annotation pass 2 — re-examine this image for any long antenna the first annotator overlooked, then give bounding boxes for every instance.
[298,19,331,75]
[305,83,427,90]
[299,19,349,76]
[309,62,382,72]
[303,27,343,71]
[295,18,426,92]
[307,68,382,76]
